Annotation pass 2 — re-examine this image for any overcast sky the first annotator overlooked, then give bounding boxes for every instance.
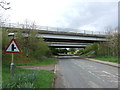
[2,0,118,32]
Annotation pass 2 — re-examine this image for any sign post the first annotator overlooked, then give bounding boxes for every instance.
[10,53,14,75]
[4,38,21,76]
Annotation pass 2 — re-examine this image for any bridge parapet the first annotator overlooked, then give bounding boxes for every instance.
[1,23,107,38]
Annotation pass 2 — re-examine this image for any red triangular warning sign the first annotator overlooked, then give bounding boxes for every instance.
[4,38,21,53]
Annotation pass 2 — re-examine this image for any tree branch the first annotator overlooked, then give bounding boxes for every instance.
[0,1,10,10]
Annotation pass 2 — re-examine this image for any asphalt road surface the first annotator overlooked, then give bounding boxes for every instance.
[55,57,119,88]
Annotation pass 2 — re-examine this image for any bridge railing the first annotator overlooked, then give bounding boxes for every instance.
[1,22,107,36]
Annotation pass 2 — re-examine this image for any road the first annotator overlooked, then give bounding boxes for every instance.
[55,57,119,88]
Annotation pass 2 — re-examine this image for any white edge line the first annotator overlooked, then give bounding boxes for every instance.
[54,64,57,74]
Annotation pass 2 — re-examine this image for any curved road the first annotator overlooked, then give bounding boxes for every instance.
[55,57,119,88]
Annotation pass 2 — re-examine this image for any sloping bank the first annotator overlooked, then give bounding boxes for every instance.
[2,58,57,88]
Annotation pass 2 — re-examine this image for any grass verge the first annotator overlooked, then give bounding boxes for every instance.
[90,56,119,63]
[0,69,1,89]
[2,65,54,88]
[16,58,57,66]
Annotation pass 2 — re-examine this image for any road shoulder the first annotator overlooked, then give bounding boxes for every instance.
[53,61,66,88]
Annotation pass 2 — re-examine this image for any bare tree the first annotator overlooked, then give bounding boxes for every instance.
[0,0,10,27]
[0,0,10,10]
[98,27,119,57]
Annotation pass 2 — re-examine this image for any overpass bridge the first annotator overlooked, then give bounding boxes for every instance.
[1,23,108,48]
[37,30,107,48]
[48,42,90,48]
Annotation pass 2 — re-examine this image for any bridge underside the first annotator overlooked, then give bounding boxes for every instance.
[49,46,86,48]
[44,38,104,43]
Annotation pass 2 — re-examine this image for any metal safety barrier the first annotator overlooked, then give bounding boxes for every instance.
[1,22,107,36]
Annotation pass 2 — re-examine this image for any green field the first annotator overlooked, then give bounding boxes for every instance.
[2,65,54,88]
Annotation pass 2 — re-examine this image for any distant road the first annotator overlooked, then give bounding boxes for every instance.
[55,56,119,88]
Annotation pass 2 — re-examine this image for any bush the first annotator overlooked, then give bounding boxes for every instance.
[76,49,84,55]
[76,43,99,57]
[16,30,51,60]
[69,48,76,54]
[81,51,94,57]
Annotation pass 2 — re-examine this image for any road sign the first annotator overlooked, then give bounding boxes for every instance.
[5,38,21,53]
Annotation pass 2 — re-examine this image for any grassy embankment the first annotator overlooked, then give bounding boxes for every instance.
[75,51,94,57]
[0,67,1,89]
[75,53,119,63]
[2,65,54,88]
[2,27,58,88]
[16,58,57,66]
[90,56,119,63]
[3,57,57,88]
[3,53,57,65]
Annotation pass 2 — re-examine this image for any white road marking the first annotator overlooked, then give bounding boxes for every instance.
[88,81,100,88]
[72,60,118,84]
[73,61,85,69]
[100,74,110,77]
[73,60,98,70]
[92,71,102,72]
[102,71,118,78]
[88,71,105,82]
[54,65,57,73]
[73,60,105,82]
[78,65,85,69]
[110,80,119,83]
[89,66,94,67]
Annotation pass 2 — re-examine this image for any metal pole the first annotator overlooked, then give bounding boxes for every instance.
[10,36,15,76]
[10,53,14,76]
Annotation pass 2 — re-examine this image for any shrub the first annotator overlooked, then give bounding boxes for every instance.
[76,43,98,56]
[76,49,84,55]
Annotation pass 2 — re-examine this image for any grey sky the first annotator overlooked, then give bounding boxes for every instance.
[2,0,118,32]
[54,2,118,31]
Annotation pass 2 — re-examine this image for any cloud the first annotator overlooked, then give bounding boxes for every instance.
[4,0,118,32]
[54,2,118,32]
